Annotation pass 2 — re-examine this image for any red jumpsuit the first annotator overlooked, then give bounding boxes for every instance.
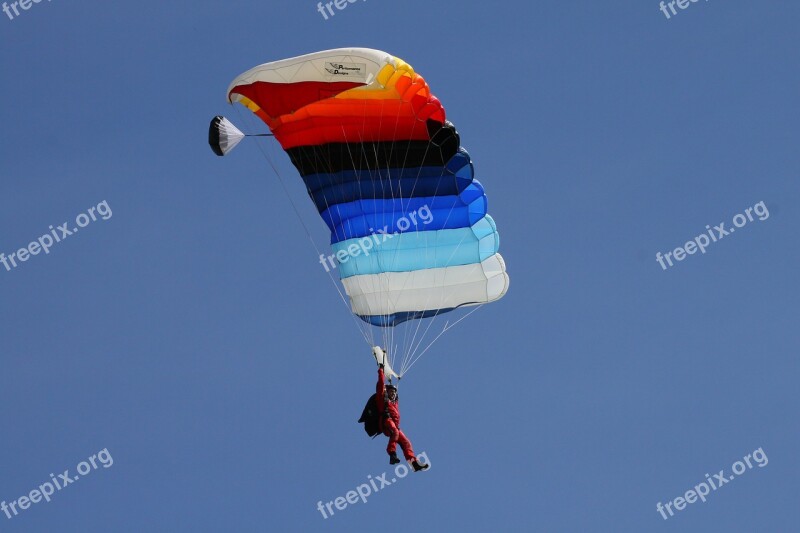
[376,368,416,461]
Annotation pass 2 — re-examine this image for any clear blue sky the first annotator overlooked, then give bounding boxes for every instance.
[1,1,798,531]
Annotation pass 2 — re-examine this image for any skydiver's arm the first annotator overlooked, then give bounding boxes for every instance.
[376,367,386,411]
[377,367,385,395]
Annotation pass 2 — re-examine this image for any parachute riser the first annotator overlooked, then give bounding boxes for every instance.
[372,346,400,384]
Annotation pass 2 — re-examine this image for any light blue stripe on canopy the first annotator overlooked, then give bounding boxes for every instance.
[332,215,500,278]
[322,180,488,243]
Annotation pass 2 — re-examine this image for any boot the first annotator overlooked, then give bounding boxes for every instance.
[411,459,429,472]
[389,452,400,465]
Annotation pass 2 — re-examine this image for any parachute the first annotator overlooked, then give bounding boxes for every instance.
[216,48,509,377]
[208,116,245,156]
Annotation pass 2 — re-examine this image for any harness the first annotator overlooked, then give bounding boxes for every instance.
[382,396,398,419]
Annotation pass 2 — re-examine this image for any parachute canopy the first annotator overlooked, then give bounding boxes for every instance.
[226,48,509,327]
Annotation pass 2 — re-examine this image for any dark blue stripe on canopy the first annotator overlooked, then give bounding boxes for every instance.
[301,149,475,212]
[323,180,488,243]
[357,307,457,327]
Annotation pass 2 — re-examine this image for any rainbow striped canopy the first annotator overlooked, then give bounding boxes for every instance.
[227,48,509,326]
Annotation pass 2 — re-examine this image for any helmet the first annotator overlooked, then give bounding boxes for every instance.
[385,384,398,400]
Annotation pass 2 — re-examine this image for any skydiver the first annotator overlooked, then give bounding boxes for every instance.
[375,358,429,472]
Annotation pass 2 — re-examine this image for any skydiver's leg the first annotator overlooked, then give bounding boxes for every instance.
[383,419,399,455]
[395,429,416,461]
